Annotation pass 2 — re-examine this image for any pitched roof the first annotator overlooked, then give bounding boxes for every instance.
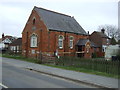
[93,31,109,38]
[0,35,16,42]
[2,36,12,41]
[34,6,87,35]
[76,39,100,47]
[9,38,22,46]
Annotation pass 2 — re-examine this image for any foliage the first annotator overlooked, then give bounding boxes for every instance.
[98,24,119,40]
[118,40,120,44]
[92,53,97,58]
[116,49,120,61]
[110,37,117,45]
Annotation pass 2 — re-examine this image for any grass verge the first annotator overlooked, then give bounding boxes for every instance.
[1,53,41,64]
[43,64,119,79]
[1,53,119,79]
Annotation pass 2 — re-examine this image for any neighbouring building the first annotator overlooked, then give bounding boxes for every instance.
[22,6,100,59]
[0,33,16,51]
[9,38,22,54]
[89,29,110,57]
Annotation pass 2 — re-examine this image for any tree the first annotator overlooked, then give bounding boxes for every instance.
[98,24,119,40]
[118,40,120,44]
[111,37,117,45]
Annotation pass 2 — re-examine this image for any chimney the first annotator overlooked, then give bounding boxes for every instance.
[2,33,4,38]
[87,31,89,35]
[101,28,105,34]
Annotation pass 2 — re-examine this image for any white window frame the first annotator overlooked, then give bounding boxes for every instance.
[102,45,107,52]
[69,36,74,49]
[30,34,37,47]
[58,35,64,49]
[17,46,19,52]
[13,46,16,52]
[107,39,109,44]
[10,46,14,51]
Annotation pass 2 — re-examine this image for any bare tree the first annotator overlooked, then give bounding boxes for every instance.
[98,24,120,40]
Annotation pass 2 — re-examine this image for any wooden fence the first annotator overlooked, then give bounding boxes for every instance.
[56,57,119,75]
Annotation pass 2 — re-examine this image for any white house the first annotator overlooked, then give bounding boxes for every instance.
[0,34,16,50]
[0,38,12,49]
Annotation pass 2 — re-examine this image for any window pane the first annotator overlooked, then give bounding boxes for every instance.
[58,41,62,47]
[31,35,37,47]
[70,40,73,48]
[59,36,63,39]
[58,36,64,48]
[58,40,63,48]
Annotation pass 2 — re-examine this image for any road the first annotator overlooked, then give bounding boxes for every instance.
[2,61,94,88]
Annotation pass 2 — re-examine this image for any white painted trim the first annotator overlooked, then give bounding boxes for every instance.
[69,36,74,49]
[0,83,8,88]
[58,35,64,49]
[30,34,38,47]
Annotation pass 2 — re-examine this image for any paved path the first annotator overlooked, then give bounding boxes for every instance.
[2,57,119,88]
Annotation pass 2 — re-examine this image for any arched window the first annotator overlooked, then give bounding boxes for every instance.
[58,35,64,49]
[69,36,74,49]
[30,34,37,47]
[32,17,36,25]
[33,19,35,25]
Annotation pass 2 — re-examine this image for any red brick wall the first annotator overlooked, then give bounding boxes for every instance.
[22,9,89,58]
[89,32,102,47]
[102,38,110,45]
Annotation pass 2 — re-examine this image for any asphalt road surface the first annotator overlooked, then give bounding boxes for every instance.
[2,62,95,88]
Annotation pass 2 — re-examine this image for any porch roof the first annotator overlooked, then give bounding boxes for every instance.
[76,39,100,47]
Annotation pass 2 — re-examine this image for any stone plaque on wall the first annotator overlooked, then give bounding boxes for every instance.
[31,50,35,54]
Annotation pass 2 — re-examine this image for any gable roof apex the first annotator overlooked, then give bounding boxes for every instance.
[92,31,109,38]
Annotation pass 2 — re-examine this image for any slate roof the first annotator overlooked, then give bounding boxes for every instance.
[76,39,100,47]
[9,38,22,46]
[34,6,87,35]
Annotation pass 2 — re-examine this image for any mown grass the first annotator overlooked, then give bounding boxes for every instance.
[1,53,119,79]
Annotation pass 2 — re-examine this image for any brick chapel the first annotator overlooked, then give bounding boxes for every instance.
[22,6,100,59]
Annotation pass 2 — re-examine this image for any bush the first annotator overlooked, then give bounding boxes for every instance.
[92,53,97,58]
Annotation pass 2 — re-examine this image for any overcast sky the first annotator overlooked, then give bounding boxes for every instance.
[0,0,119,38]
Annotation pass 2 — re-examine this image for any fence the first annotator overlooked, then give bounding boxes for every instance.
[38,52,56,64]
[55,56,119,75]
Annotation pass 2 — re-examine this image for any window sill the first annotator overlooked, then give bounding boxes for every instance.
[30,47,37,48]
[70,47,73,49]
[59,47,63,49]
